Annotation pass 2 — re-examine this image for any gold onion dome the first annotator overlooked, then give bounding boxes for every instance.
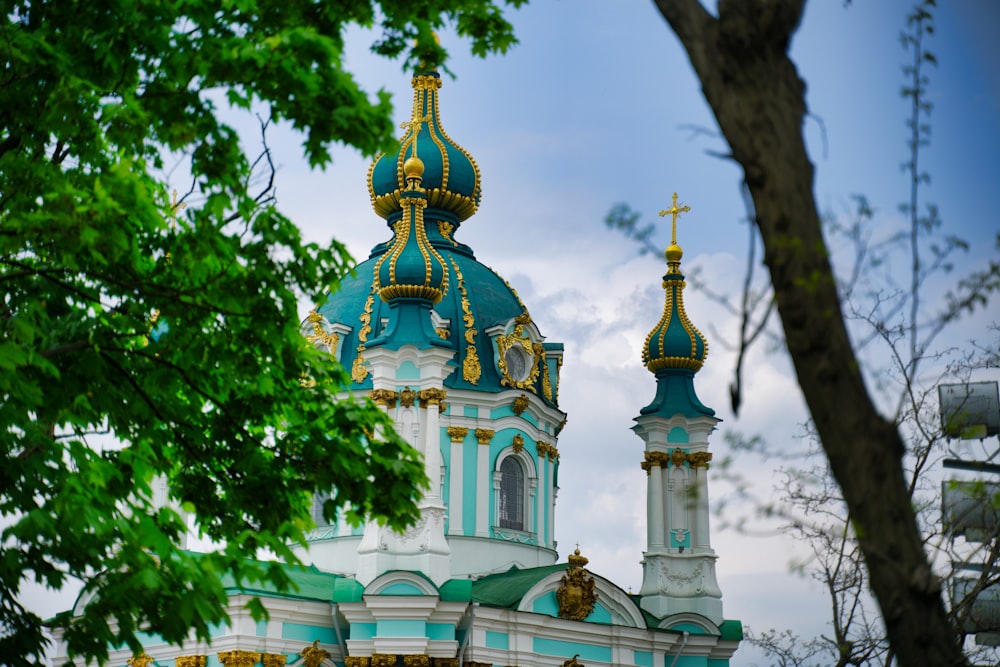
[641,193,708,374]
[367,70,482,222]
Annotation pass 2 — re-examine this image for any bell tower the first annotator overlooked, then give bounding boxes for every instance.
[634,193,724,623]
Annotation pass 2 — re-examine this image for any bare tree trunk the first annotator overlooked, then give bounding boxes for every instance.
[651,1,966,664]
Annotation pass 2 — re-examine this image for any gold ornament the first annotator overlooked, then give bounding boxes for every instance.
[556,549,597,621]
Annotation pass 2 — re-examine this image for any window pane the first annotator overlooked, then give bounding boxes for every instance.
[499,457,524,530]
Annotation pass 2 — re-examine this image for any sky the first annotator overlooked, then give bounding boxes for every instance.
[22,1,1000,666]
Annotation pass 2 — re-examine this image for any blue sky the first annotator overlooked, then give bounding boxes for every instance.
[21,2,1000,664]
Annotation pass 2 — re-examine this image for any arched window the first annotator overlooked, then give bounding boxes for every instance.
[499,457,525,530]
[312,490,333,526]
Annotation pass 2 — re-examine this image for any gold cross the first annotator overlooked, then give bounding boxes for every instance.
[169,189,186,230]
[658,192,691,246]
[400,112,431,158]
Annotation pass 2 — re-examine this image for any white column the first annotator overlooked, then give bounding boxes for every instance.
[422,404,442,502]
[693,464,711,550]
[534,460,543,541]
[646,454,665,550]
[448,431,464,535]
[475,428,492,537]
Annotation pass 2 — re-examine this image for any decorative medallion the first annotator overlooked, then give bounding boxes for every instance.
[555,549,597,621]
[496,314,540,392]
[512,394,530,416]
[670,448,688,468]
[512,434,524,453]
[399,386,416,408]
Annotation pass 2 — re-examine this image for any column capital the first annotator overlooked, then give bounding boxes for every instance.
[370,388,399,408]
[447,426,469,442]
[418,387,447,410]
[218,651,262,667]
[475,428,494,445]
[176,657,208,667]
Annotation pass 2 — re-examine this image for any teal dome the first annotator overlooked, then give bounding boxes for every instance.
[314,238,555,403]
[368,71,481,223]
[642,243,708,374]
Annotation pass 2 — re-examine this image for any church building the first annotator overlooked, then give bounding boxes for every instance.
[55,66,741,667]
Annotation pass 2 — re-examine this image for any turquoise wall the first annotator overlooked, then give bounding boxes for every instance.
[281,622,337,644]
[533,638,612,663]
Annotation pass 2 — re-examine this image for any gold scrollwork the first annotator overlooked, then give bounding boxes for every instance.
[432,659,458,667]
[541,355,553,402]
[512,394,529,416]
[437,220,458,247]
[402,656,429,667]
[370,389,399,409]
[556,549,597,621]
[536,441,550,458]
[352,346,368,384]
[304,310,340,356]
[512,434,524,453]
[447,426,469,442]
[418,387,447,410]
[399,386,416,408]
[218,651,262,667]
[450,257,481,385]
[345,658,371,667]
[436,326,450,339]
[562,656,584,667]
[352,286,377,383]
[475,428,494,445]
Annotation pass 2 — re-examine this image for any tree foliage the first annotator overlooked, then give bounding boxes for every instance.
[0,1,523,665]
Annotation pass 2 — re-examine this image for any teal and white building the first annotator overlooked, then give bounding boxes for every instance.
[56,67,741,667]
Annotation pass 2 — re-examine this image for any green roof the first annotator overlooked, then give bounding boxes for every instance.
[471,563,568,608]
[220,561,343,602]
